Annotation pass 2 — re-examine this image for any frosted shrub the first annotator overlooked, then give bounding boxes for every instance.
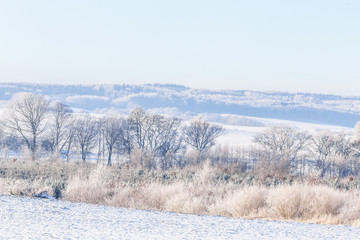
[226,186,268,217]
[267,185,304,219]
[164,183,208,214]
[302,186,345,218]
[339,194,360,226]
[266,184,348,222]
[193,160,214,185]
[130,148,153,169]
[65,164,113,204]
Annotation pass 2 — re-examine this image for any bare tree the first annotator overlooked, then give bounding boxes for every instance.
[159,119,184,169]
[95,119,106,162]
[117,120,132,157]
[145,114,183,169]
[311,131,335,177]
[0,124,7,159]
[73,115,98,162]
[254,126,310,175]
[127,107,184,169]
[3,93,49,160]
[48,102,72,157]
[128,107,147,150]
[103,115,126,166]
[63,116,76,162]
[332,134,354,178]
[183,116,223,158]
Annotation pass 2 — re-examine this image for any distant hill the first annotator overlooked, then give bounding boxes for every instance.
[1,82,359,127]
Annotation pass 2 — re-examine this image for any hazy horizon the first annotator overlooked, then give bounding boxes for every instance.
[2,81,360,98]
[1,1,359,96]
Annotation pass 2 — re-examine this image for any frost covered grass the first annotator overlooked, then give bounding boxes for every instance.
[1,159,360,226]
[0,159,77,197]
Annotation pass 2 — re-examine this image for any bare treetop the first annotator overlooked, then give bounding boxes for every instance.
[183,116,223,155]
[3,93,49,160]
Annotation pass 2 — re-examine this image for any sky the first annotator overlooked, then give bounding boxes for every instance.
[0,1,359,96]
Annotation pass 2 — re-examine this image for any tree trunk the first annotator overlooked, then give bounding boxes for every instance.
[31,135,36,161]
[81,145,86,162]
[107,145,113,166]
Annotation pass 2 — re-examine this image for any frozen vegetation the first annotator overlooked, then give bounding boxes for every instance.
[1,83,360,238]
[1,195,360,240]
[1,160,360,227]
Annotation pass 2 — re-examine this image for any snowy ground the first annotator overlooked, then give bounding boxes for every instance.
[1,195,360,240]
[215,114,352,147]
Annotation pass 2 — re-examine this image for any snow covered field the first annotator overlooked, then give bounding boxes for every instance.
[216,115,352,147]
[1,195,359,240]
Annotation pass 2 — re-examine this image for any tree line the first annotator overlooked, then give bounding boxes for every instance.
[1,92,360,179]
[0,93,222,169]
[211,125,360,179]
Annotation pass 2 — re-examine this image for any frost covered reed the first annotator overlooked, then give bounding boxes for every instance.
[64,162,360,226]
[1,159,360,226]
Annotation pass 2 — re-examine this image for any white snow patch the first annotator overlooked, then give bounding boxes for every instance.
[66,95,110,104]
[0,195,359,240]
[215,116,353,147]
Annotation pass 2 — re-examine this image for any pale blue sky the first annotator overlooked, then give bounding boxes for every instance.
[1,1,359,96]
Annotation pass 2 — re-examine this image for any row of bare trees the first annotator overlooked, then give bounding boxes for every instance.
[1,93,360,178]
[210,126,360,178]
[0,93,223,168]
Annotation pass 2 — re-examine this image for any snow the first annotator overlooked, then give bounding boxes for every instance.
[216,116,352,147]
[1,195,359,239]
